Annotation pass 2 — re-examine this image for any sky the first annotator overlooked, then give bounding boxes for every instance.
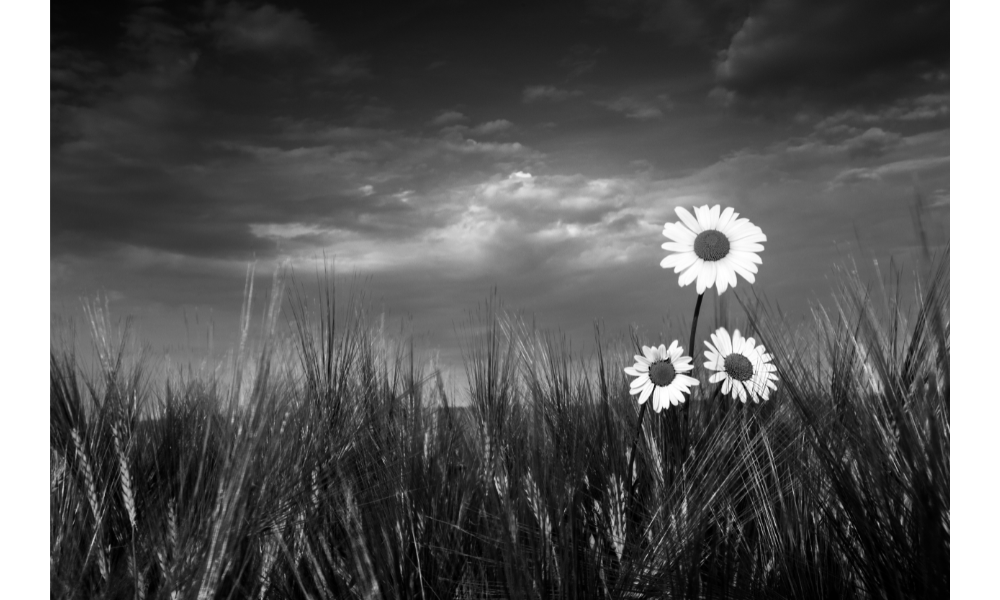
[50,0,950,387]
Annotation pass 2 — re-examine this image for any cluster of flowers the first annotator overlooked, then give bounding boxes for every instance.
[625,205,779,411]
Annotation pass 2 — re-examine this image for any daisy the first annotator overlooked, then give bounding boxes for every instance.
[660,205,767,294]
[703,327,779,403]
[624,341,699,413]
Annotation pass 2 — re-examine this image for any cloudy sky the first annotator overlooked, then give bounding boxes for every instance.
[50,0,950,384]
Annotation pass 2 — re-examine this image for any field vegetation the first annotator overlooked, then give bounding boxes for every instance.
[50,252,949,599]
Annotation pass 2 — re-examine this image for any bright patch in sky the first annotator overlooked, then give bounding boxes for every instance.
[51,0,949,388]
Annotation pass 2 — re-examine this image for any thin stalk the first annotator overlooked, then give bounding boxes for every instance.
[626,292,706,509]
[682,293,705,443]
[688,293,705,363]
[626,403,646,497]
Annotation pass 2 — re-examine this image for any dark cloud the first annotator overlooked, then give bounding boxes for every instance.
[558,44,606,78]
[430,110,467,125]
[50,0,949,387]
[843,128,903,159]
[598,95,671,119]
[812,93,950,135]
[713,0,949,109]
[470,119,513,135]
[587,0,751,48]
[211,2,317,52]
[522,85,583,103]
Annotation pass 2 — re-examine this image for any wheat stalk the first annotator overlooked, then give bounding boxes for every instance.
[256,524,281,600]
[71,427,108,582]
[523,468,559,585]
[342,483,380,600]
[608,474,627,561]
[112,422,137,530]
[112,421,145,598]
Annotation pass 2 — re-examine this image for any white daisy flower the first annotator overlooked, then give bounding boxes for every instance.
[623,341,699,413]
[703,327,779,403]
[660,205,767,294]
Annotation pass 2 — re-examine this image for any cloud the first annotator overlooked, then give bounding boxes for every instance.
[813,93,950,134]
[213,3,317,52]
[558,44,605,77]
[599,95,671,119]
[471,119,513,135]
[713,0,948,109]
[431,110,468,125]
[586,0,748,48]
[522,85,583,103]
[52,69,546,266]
[437,120,514,141]
[326,56,372,82]
[843,128,902,159]
[444,139,538,158]
[830,155,949,188]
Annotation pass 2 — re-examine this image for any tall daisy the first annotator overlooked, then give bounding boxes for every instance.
[661,205,767,294]
[703,327,778,403]
[624,341,699,413]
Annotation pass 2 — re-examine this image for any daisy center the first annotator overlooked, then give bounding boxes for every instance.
[724,354,754,382]
[648,360,676,387]
[693,230,730,261]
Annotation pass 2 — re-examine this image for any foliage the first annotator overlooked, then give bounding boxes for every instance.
[50,254,949,599]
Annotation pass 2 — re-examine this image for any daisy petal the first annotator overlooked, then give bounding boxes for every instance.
[662,242,693,253]
[717,328,733,355]
[678,261,701,287]
[730,241,765,253]
[696,261,717,295]
[631,375,649,389]
[708,204,721,228]
[725,260,738,289]
[730,250,762,265]
[731,262,756,284]
[662,222,697,244]
[716,262,731,294]
[662,251,699,273]
[638,384,653,404]
[694,205,712,231]
[729,230,767,244]
[717,206,736,231]
[676,374,700,387]
[724,222,759,240]
[725,253,755,274]
[675,207,703,234]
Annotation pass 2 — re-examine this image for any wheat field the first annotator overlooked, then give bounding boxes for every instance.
[50,252,949,600]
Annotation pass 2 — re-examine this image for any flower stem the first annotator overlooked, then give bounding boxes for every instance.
[626,292,706,517]
[681,293,704,451]
[626,402,646,497]
[688,293,705,361]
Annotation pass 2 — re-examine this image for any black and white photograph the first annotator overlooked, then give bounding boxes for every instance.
[41,0,961,597]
